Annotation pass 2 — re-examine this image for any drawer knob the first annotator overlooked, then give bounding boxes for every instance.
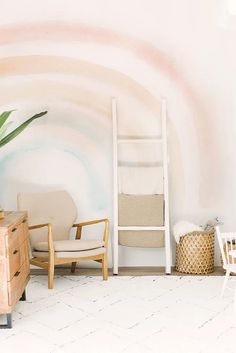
[14,271,20,277]
[13,250,18,255]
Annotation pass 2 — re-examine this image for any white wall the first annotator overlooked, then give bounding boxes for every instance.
[0,0,235,266]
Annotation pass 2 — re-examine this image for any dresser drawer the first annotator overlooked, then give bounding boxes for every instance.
[7,240,29,281]
[8,260,30,306]
[19,240,29,266]
[7,220,28,256]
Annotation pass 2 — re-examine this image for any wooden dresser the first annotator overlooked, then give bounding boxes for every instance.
[0,212,30,328]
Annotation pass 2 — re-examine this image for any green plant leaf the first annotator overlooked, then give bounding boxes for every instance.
[0,121,13,139]
[0,110,15,129]
[0,111,48,148]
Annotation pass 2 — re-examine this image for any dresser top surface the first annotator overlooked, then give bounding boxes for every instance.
[0,211,27,229]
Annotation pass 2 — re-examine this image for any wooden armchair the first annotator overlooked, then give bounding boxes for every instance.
[17,191,109,289]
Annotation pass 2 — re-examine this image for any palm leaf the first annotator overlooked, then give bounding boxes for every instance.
[0,111,48,148]
[0,121,13,139]
[0,110,15,129]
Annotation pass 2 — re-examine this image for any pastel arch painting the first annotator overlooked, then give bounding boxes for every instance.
[0,18,221,265]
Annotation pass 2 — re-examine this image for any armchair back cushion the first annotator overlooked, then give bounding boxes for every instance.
[17,190,77,250]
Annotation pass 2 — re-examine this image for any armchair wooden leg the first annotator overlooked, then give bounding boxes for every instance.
[48,263,54,289]
[71,262,77,273]
[102,253,108,280]
[48,256,55,289]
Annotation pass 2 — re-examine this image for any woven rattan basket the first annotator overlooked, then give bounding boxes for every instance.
[176,231,214,274]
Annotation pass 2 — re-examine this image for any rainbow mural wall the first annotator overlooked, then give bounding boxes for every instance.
[0,2,230,265]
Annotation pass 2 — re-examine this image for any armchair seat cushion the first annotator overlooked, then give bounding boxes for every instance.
[32,247,106,259]
[34,239,105,252]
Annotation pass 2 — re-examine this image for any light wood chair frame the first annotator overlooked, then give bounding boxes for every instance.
[29,218,109,289]
[215,226,236,301]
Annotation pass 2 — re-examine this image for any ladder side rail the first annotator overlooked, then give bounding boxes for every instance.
[112,97,119,275]
[162,98,172,274]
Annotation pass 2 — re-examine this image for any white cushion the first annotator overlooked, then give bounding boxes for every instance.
[34,239,105,252]
[33,247,106,259]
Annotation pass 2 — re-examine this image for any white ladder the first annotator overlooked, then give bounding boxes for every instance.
[112,97,172,275]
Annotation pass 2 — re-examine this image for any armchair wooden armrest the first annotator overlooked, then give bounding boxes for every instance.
[28,223,54,254]
[29,223,51,230]
[72,219,109,246]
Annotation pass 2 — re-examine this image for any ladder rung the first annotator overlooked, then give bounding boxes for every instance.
[117,138,163,144]
[118,226,165,231]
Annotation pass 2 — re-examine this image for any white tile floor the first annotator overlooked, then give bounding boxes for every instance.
[0,275,236,353]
